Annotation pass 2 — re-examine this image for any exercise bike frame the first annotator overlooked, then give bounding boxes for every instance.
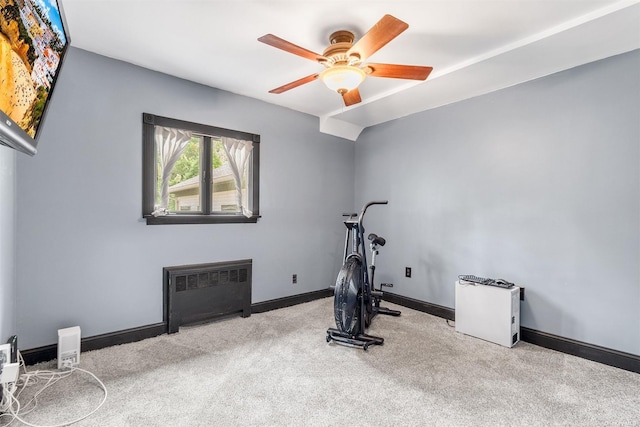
[327,200,400,350]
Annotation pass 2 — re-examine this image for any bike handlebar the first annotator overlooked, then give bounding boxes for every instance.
[358,200,388,224]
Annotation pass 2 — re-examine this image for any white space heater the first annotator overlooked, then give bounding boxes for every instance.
[455,281,520,347]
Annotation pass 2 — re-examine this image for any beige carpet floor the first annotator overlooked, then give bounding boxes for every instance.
[3,298,639,426]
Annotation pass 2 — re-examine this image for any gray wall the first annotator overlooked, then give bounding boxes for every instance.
[0,147,15,342]
[355,50,639,355]
[11,47,639,355]
[16,48,354,349]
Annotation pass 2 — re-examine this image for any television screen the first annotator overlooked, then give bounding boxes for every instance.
[0,0,69,156]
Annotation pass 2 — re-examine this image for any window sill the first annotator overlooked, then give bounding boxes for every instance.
[144,214,260,225]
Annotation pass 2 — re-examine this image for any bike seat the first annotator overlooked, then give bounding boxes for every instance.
[368,233,386,246]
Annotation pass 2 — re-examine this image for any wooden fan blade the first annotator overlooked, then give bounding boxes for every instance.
[269,73,319,94]
[347,15,408,61]
[342,88,362,106]
[366,63,433,80]
[258,34,326,62]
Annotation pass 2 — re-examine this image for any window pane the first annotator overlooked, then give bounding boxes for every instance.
[211,139,237,213]
[211,138,249,214]
[241,158,250,210]
[155,135,201,212]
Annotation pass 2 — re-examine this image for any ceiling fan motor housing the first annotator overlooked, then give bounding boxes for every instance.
[322,30,360,66]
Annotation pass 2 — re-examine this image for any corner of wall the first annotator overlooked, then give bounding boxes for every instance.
[0,146,16,340]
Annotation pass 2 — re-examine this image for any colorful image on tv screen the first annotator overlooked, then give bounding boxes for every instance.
[0,0,67,138]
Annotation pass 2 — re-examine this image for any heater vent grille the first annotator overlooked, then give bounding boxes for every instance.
[164,260,252,333]
[173,267,249,292]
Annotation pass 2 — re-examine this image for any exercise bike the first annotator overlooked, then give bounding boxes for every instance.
[326,200,401,350]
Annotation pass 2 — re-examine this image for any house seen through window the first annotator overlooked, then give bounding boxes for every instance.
[143,114,260,224]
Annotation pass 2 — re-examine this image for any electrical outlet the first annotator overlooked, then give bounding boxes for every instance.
[405,267,412,278]
[292,274,297,284]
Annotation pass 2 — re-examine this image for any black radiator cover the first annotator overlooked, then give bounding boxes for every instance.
[164,259,252,333]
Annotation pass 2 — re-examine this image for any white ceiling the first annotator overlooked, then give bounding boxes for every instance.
[61,0,640,140]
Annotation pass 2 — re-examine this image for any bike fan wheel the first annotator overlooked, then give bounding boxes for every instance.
[334,258,362,336]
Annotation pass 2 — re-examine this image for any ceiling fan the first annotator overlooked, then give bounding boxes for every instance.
[258,14,433,107]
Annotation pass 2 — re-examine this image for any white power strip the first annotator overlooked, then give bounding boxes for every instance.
[0,343,18,386]
[0,362,19,384]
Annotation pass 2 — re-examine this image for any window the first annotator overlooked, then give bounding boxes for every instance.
[142,113,260,224]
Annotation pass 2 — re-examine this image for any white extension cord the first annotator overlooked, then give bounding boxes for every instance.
[0,353,107,427]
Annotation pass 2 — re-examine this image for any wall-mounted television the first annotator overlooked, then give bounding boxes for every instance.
[0,0,70,156]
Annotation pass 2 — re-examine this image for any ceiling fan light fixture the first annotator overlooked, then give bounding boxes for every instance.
[320,65,366,94]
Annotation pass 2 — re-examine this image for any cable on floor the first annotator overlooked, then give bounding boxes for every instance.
[0,351,107,427]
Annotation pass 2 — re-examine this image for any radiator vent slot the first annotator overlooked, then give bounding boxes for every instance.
[164,259,252,333]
